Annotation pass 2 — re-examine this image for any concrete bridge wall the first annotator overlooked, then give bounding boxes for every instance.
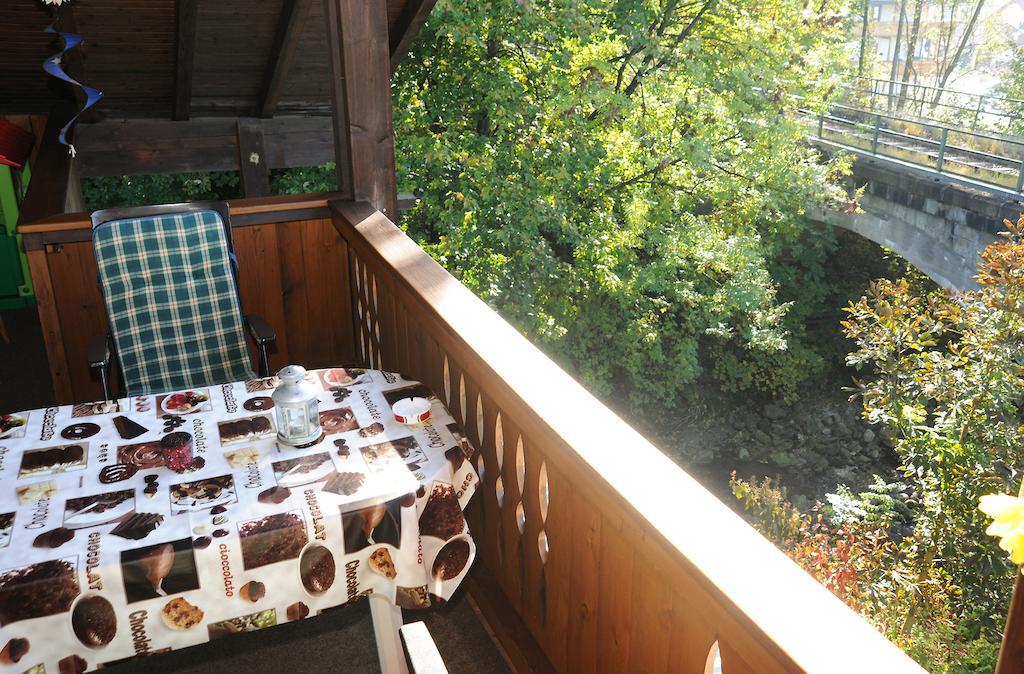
[809,157,1024,291]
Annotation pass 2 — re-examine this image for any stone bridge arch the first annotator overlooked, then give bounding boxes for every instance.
[808,158,1023,291]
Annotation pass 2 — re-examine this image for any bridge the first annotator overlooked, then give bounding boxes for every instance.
[799,80,1024,290]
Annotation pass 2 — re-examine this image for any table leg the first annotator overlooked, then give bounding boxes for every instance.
[369,594,409,674]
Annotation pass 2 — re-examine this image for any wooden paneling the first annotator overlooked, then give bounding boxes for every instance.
[22,200,356,404]
[330,199,926,674]
[174,0,198,119]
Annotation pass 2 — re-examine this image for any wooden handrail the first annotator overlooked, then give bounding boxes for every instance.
[16,192,340,235]
[330,200,924,673]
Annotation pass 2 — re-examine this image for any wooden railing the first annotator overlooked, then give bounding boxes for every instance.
[330,200,925,674]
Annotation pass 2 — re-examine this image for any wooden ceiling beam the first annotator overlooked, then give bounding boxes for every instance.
[258,0,314,118]
[73,116,334,177]
[173,0,198,120]
[389,0,438,72]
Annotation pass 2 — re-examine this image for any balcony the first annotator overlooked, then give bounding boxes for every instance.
[18,193,924,672]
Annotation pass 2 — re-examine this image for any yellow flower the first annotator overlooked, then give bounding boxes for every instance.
[979,494,1024,565]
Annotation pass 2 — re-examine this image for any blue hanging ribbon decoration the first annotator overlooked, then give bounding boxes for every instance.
[42,14,103,156]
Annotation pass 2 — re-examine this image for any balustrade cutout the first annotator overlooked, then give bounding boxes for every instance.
[442,357,451,405]
[515,438,525,494]
[705,641,721,674]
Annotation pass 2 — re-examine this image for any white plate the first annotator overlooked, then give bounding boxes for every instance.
[322,368,366,387]
[160,391,209,415]
[0,414,27,439]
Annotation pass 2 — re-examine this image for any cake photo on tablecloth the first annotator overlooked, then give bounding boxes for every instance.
[121,538,200,603]
[0,413,28,440]
[341,497,403,553]
[63,489,135,530]
[318,367,368,388]
[360,436,424,475]
[238,512,308,569]
[0,513,13,549]
[156,390,211,417]
[218,415,274,446]
[207,609,277,640]
[71,400,120,418]
[117,441,164,469]
[272,453,336,488]
[419,482,466,541]
[0,558,81,625]
[169,475,237,514]
[319,407,358,434]
[382,383,436,407]
[18,443,88,478]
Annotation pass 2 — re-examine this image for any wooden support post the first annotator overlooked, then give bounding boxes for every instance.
[259,0,314,118]
[323,0,399,218]
[237,120,271,197]
[174,0,199,121]
[997,571,1024,674]
[26,249,73,404]
[18,108,78,225]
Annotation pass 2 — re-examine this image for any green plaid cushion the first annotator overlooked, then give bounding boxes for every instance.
[93,209,255,396]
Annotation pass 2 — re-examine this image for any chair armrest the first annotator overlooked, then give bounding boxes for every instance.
[245,315,276,345]
[87,334,110,368]
[399,621,448,674]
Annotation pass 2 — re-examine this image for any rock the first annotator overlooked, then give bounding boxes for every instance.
[753,430,772,445]
[862,428,876,444]
[763,403,787,420]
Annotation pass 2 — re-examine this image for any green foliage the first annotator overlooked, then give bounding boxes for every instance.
[995,46,1024,135]
[825,476,912,526]
[81,172,241,212]
[732,473,1000,673]
[269,164,336,196]
[729,472,802,545]
[394,0,854,418]
[842,217,1024,661]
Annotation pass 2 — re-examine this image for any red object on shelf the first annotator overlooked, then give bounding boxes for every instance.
[0,119,34,169]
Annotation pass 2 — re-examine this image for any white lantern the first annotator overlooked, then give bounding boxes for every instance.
[272,365,322,446]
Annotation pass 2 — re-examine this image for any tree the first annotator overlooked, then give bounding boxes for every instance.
[393,0,853,419]
[843,216,1024,631]
[929,0,986,107]
[886,0,908,110]
[898,0,925,109]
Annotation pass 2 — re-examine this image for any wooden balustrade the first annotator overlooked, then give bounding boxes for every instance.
[330,200,925,674]
[17,191,928,672]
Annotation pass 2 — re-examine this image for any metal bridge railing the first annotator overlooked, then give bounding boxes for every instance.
[802,101,1024,194]
[845,76,1024,134]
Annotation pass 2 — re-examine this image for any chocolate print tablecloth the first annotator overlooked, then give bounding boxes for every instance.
[0,368,478,673]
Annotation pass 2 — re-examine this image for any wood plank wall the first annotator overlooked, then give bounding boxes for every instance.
[18,197,356,405]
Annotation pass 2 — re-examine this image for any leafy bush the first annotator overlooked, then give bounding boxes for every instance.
[82,171,241,212]
[731,474,999,672]
[843,219,1024,630]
